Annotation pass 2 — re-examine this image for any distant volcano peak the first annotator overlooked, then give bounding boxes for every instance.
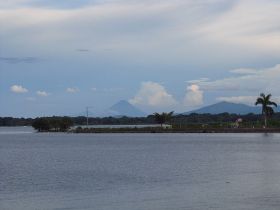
[107,100,146,117]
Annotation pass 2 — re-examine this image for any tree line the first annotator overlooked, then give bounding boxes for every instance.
[1,112,279,130]
[32,117,73,132]
[0,93,278,131]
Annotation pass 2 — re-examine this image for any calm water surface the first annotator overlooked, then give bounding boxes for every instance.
[1,127,280,210]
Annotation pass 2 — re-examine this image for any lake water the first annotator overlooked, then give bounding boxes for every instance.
[1,127,280,210]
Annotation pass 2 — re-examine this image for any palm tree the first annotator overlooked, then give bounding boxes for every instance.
[153,111,174,127]
[255,93,277,128]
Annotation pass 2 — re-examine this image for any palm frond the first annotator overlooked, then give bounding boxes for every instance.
[260,93,265,98]
[255,98,264,105]
[267,101,278,107]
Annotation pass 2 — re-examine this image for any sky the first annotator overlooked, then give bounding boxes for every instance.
[1,0,280,117]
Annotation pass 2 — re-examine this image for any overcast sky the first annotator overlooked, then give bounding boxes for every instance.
[1,0,280,117]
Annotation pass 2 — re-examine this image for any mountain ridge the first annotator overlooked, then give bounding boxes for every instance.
[184,101,263,115]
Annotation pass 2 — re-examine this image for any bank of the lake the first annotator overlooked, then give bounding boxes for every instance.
[72,127,280,133]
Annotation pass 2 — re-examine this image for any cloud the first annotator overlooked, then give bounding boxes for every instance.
[183,64,280,107]
[193,64,280,93]
[0,0,92,9]
[0,57,38,64]
[36,90,49,96]
[10,85,28,93]
[184,84,203,107]
[0,0,31,8]
[216,96,257,105]
[91,87,97,92]
[66,87,79,93]
[197,0,280,52]
[2,0,280,116]
[1,0,279,58]
[187,78,209,84]
[0,0,244,62]
[129,81,177,107]
[230,68,258,75]
[76,49,90,52]
[217,95,280,105]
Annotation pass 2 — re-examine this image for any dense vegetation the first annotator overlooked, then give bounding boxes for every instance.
[153,112,174,127]
[0,117,33,126]
[32,117,73,132]
[1,112,280,130]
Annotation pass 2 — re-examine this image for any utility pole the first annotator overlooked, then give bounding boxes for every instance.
[86,107,89,127]
[86,106,93,127]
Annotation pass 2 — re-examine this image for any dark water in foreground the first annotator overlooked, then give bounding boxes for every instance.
[1,127,280,210]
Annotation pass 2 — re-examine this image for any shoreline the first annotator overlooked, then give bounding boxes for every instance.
[70,127,280,133]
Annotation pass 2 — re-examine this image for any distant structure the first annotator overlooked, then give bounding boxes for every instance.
[235,118,243,128]
[86,106,94,127]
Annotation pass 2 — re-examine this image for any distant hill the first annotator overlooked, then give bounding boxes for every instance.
[105,100,146,117]
[185,101,263,115]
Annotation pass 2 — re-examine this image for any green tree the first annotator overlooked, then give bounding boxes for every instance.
[255,93,277,128]
[59,117,74,132]
[32,117,73,132]
[32,118,50,132]
[153,111,174,127]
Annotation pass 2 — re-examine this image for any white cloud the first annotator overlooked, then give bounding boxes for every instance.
[197,0,280,53]
[66,87,79,93]
[217,96,257,105]
[36,90,49,96]
[230,68,258,75]
[184,84,203,107]
[183,64,280,107]
[10,85,28,93]
[0,0,31,8]
[91,87,97,92]
[187,78,209,84]
[3,0,279,62]
[217,95,280,106]
[0,1,279,92]
[129,81,177,107]
[195,64,280,93]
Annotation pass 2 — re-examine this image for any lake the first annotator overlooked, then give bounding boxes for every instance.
[1,127,280,210]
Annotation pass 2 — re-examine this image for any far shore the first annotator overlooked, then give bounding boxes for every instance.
[3,125,280,134]
[69,127,280,134]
